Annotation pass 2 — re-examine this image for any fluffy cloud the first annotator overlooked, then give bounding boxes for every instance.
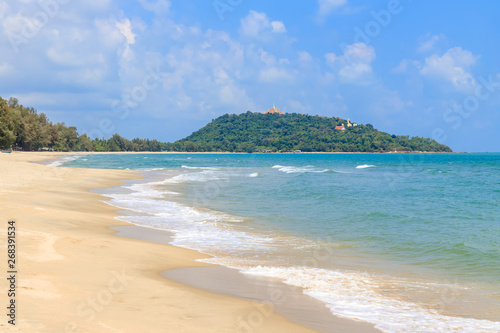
[240,11,286,40]
[116,19,136,45]
[271,21,286,34]
[420,47,478,91]
[325,42,375,84]
[259,49,276,66]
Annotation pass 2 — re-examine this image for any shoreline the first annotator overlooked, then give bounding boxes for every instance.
[111,225,379,333]
[0,152,379,332]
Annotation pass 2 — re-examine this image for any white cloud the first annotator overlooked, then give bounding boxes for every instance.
[326,42,376,84]
[94,18,127,47]
[299,51,312,63]
[271,21,286,34]
[325,53,336,66]
[219,84,250,107]
[279,58,290,65]
[116,19,135,45]
[46,47,104,67]
[420,47,478,91]
[240,11,286,40]
[259,49,276,66]
[392,59,409,74]
[343,42,376,63]
[318,0,347,18]
[417,34,444,53]
[258,67,294,83]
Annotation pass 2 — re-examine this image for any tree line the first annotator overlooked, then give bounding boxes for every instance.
[0,97,168,151]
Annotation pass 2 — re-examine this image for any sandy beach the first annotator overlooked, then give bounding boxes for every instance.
[0,152,379,333]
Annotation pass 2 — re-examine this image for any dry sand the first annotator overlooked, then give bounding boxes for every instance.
[0,152,379,332]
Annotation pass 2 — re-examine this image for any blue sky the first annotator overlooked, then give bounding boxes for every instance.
[1,0,499,151]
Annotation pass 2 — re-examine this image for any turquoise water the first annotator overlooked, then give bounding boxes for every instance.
[58,153,500,332]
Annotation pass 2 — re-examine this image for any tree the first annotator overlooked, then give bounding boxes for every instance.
[57,124,78,151]
[77,134,94,151]
[0,122,15,148]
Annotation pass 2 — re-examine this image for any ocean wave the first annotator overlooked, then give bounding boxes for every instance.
[249,172,259,177]
[356,164,375,169]
[272,165,330,174]
[105,181,278,255]
[181,165,222,170]
[167,171,225,184]
[47,155,83,167]
[238,265,500,333]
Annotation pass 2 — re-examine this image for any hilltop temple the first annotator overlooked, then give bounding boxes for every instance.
[265,104,284,115]
[335,119,357,130]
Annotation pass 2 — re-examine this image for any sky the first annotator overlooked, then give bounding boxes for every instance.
[1,0,499,152]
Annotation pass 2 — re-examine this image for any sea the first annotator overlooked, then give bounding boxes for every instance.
[54,153,500,332]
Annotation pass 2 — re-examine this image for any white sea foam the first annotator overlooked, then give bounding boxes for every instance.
[272,165,329,174]
[356,164,375,169]
[249,172,259,177]
[168,170,225,184]
[181,165,222,170]
[232,265,500,333]
[47,155,83,167]
[105,177,273,255]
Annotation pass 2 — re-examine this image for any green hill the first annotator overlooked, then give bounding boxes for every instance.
[176,111,452,153]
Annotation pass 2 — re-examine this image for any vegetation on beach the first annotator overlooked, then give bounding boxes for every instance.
[0,97,451,152]
[0,97,165,152]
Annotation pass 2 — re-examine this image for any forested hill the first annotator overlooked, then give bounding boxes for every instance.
[177,112,452,153]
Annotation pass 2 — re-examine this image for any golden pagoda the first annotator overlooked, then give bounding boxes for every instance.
[265,104,284,115]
